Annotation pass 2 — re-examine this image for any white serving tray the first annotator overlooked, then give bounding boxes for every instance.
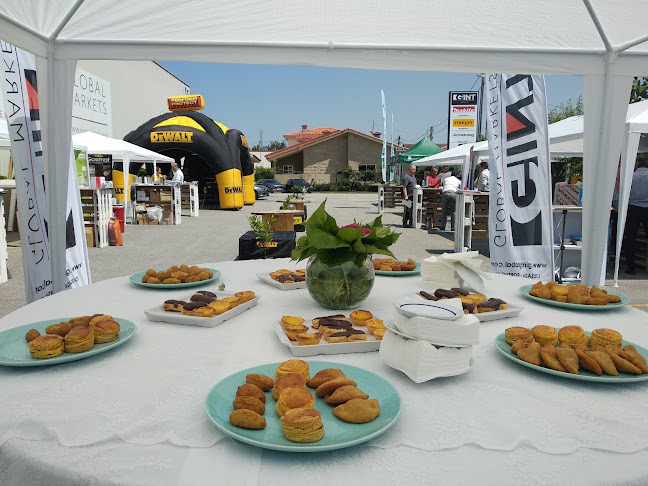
[474,304,523,322]
[144,291,260,328]
[256,272,307,290]
[272,321,381,357]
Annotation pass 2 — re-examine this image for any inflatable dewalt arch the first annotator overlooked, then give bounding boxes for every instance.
[124,111,255,209]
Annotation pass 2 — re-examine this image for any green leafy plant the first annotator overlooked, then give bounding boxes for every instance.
[281,195,297,210]
[137,166,148,177]
[254,167,274,181]
[248,215,277,258]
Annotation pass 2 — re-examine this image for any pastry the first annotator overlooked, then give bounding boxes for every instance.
[276,274,295,283]
[517,346,543,366]
[236,383,266,403]
[476,298,507,312]
[196,290,218,297]
[69,316,91,327]
[283,324,309,341]
[179,264,190,272]
[555,346,580,374]
[170,271,189,282]
[365,319,385,335]
[450,287,470,296]
[272,373,307,401]
[312,315,346,328]
[417,291,437,301]
[190,293,216,304]
[280,408,324,443]
[295,333,322,346]
[400,258,417,271]
[156,272,170,280]
[434,289,459,299]
[325,329,367,343]
[557,326,589,346]
[315,376,357,398]
[465,293,487,305]
[145,269,157,277]
[567,290,587,304]
[275,386,315,416]
[222,297,240,309]
[504,327,533,345]
[163,278,182,284]
[550,286,569,300]
[608,353,642,374]
[146,277,161,284]
[574,348,603,375]
[373,329,385,343]
[539,345,567,372]
[163,300,186,312]
[235,291,255,303]
[349,310,373,326]
[64,326,95,353]
[229,409,266,430]
[605,293,622,303]
[281,316,305,328]
[29,334,64,359]
[585,296,608,306]
[531,325,558,346]
[586,351,619,376]
[185,275,200,283]
[511,340,528,355]
[461,302,477,314]
[275,359,310,382]
[246,373,274,391]
[25,329,40,342]
[188,265,201,275]
[622,349,648,373]
[324,385,369,404]
[604,345,632,361]
[318,321,354,337]
[233,396,266,415]
[332,398,380,424]
[208,300,230,315]
[180,302,215,317]
[590,329,623,347]
[306,368,345,389]
[45,321,72,337]
[90,319,120,343]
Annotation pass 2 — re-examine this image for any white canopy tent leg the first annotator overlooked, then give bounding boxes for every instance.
[581,69,633,287]
[124,155,131,221]
[614,131,642,286]
[153,160,157,182]
[36,53,77,293]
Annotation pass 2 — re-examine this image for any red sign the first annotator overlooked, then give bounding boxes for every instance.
[167,95,204,111]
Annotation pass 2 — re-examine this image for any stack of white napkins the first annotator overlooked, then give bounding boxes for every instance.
[379,296,476,383]
[420,251,489,293]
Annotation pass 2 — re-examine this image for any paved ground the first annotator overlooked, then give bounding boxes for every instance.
[2,192,647,317]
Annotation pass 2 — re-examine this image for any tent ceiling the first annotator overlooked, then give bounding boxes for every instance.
[72,131,174,162]
[1,1,648,75]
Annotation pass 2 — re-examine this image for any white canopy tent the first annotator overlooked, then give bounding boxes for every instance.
[1,0,648,291]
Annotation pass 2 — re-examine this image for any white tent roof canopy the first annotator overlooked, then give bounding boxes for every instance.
[1,0,648,76]
[71,132,174,162]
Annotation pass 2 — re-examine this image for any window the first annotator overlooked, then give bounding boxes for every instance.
[282,165,294,174]
[359,164,376,172]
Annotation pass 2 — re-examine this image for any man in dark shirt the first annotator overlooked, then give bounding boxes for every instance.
[401,164,417,226]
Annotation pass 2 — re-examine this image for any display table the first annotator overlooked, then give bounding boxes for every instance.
[79,187,113,248]
[131,184,181,225]
[1,260,648,485]
[180,183,200,217]
[251,209,304,232]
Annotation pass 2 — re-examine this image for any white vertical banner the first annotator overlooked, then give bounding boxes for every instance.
[1,41,90,302]
[485,74,554,281]
[390,113,395,182]
[380,89,387,183]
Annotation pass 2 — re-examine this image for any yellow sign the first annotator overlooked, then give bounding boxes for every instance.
[150,131,193,143]
[224,186,243,194]
[452,119,475,127]
[293,216,303,224]
[167,95,204,111]
[256,241,278,248]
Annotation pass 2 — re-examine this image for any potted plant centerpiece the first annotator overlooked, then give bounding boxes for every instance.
[292,200,400,309]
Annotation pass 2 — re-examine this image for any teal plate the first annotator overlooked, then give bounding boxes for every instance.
[375,262,421,277]
[495,332,648,383]
[205,361,401,452]
[129,268,220,289]
[0,318,136,367]
[519,284,629,310]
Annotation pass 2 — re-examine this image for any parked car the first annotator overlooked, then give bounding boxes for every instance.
[254,183,270,199]
[259,179,285,192]
[284,178,312,193]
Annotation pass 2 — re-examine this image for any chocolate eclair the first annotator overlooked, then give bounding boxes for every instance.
[461,302,476,314]
[326,328,367,343]
[450,287,470,296]
[312,315,348,328]
[476,298,507,313]
[418,291,437,301]
[190,293,216,304]
[181,300,215,317]
[277,274,295,283]
[195,290,218,298]
[163,299,186,312]
[434,288,459,299]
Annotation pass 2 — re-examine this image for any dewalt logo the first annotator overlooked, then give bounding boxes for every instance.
[256,241,278,248]
[452,119,475,127]
[224,186,243,194]
[150,131,194,143]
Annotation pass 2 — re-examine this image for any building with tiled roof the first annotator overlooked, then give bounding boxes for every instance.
[284,124,339,146]
[267,126,404,184]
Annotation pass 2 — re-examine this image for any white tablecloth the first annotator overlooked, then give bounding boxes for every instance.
[2,258,648,485]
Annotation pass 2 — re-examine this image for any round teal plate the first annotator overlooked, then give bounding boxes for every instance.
[129,268,220,289]
[495,332,648,383]
[519,284,629,310]
[0,318,136,367]
[205,361,401,452]
[375,262,421,277]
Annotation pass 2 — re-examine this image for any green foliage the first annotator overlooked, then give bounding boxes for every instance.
[137,166,148,177]
[254,167,274,181]
[631,77,648,103]
[248,215,276,257]
[548,96,583,124]
[251,140,287,151]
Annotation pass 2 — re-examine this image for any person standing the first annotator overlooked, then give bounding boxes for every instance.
[154,166,167,183]
[401,164,417,227]
[171,162,184,183]
[477,161,490,192]
[426,167,441,189]
[440,166,451,184]
[624,159,648,275]
[437,169,461,231]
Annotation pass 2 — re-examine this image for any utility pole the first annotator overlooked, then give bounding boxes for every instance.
[429,126,434,139]
[259,129,263,150]
[397,136,401,145]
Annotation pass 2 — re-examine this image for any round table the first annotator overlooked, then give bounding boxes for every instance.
[2,259,648,486]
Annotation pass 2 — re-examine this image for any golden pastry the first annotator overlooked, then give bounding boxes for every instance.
[324,385,369,404]
[281,316,305,328]
[306,368,345,389]
[517,346,543,366]
[180,302,215,317]
[574,348,602,376]
[275,359,310,382]
[90,319,120,343]
[557,326,589,346]
[586,351,618,376]
[272,373,307,401]
[315,376,357,398]
[185,275,200,283]
[188,265,201,275]
[170,271,189,282]
[550,285,569,300]
[207,300,229,315]
[246,373,274,391]
[168,266,179,273]
[178,264,189,272]
[510,340,528,355]
[45,321,72,337]
[555,346,580,374]
[585,296,608,306]
[280,408,324,443]
[332,398,380,424]
[531,326,558,346]
[476,298,507,312]
[365,319,385,335]
[229,409,266,430]
[295,333,322,346]
[466,293,487,305]
[325,329,367,343]
[283,325,309,341]
[29,334,64,359]
[622,349,648,373]
[590,328,622,347]
[222,297,240,309]
[275,386,315,417]
[156,271,170,280]
[349,310,373,326]
[233,396,265,415]
[608,353,642,374]
[64,326,95,353]
[163,300,186,312]
[373,328,386,340]
[605,293,622,303]
[539,345,566,372]
[504,327,533,345]
[146,277,161,284]
[604,345,632,361]
[25,329,40,342]
[567,290,587,304]
[197,271,211,281]
[145,269,157,277]
[311,315,346,328]
[235,291,255,303]
[236,383,266,403]
[163,278,182,284]
[69,316,91,327]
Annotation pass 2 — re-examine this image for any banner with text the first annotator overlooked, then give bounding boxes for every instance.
[1,41,91,302]
[72,67,112,136]
[485,74,554,281]
[381,89,387,183]
[448,91,478,149]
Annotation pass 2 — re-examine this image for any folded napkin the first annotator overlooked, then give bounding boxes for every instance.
[379,329,472,383]
[420,251,490,293]
[391,305,479,346]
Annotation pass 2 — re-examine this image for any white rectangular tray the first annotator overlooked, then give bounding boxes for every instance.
[144,291,259,328]
[474,304,523,322]
[272,320,381,357]
[256,272,306,290]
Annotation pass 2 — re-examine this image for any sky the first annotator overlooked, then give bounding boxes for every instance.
[160,62,583,148]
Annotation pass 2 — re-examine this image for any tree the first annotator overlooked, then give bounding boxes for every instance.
[254,167,274,180]
[630,77,648,103]
[548,95,583,124]
[250,140,287,151]
[547,96,584,187]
